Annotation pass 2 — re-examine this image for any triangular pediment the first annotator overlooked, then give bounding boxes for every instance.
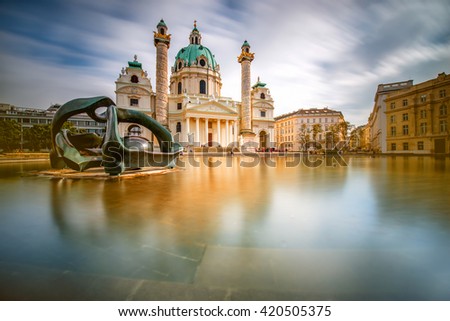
[187,100,238,115]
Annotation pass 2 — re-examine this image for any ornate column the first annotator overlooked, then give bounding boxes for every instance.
[238,40,254,134]
[154,20,171,128]
[238,40,256,150]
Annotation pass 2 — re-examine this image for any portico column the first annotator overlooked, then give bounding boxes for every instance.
[233,121,238,147]
[185,117,190,142]
[217,119,221,146]
[195,117,200,146]
[205,118,209,146]
[225,119,229,146]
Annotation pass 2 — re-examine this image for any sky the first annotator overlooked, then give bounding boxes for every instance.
[0,0,449,126]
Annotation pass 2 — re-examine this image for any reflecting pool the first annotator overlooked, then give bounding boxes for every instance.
[0,156,449,300]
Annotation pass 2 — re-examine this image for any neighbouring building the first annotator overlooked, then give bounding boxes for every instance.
[0,103,105,133]
[385,72,450,154]
[368,80,413,153]
[350,124,370,151]
[115,20,275,150]
[274,107,346,151]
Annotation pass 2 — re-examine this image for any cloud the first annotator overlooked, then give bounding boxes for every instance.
[0,0,449,125]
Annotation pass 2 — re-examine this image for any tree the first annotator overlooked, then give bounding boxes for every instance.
[24,124,51,151]
[0,119,21,152]
[297,124,309,151]
[312,124,322,141]
[23,121,80,151]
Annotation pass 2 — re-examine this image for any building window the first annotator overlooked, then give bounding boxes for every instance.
[260,111,266,117]
[403,142,409,151]
[420,94,427,103]
[440,89,446,98]
[199,80,206,94]
[418,141,424,150]
[391,143,396,151]
[160,28,165,35]
[390,102,396,109]
[391,126,396,136]
[176,122,181,133]
[199,59,206,67]
[178,61,182,70]
[130,98,139,106]
[390,115,396,123]
[420,109,427,118]
[177,103,182,110]
[439,104,447,116]
[128,125,142,136]
[440,120,448,133]
[403,125,409,135]
[260,93,265,99]
[420,122,427,135]
[402,113,409,121]
[177,82,182,94]
[131,75,139,83]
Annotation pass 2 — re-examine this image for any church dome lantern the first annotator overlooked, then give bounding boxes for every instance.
[173,21,218,72]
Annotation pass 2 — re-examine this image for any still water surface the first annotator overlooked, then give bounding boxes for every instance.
[0,156,449,299]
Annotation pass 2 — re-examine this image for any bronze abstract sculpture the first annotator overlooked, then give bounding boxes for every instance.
[50,96,182,175]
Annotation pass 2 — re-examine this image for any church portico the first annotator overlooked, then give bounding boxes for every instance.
[181,115,236,147]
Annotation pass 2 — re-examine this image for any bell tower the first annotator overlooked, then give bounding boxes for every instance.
[154,19,171,128]
[238,40,256,147]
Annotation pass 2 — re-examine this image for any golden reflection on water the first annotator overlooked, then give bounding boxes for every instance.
[1,156,450,298]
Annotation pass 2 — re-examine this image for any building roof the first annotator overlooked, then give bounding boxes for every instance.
[157,19,167,28]
[275,107,343,121]
[128,60,142,69]
[252,77,266,89]
[174,44,217,70]
[242,40,250,48]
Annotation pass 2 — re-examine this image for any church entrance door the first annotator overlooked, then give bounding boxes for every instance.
[259,131,267,149]
[208,133,213,146]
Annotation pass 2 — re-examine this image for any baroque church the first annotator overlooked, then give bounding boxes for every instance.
[115,20,275,150]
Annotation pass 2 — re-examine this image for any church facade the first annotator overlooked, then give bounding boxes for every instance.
[115,20,275,150]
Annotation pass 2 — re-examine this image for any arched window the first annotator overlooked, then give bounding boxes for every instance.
[127,125,142,136]
[199,59,206,67]
[176,122,182,133]
[195,37,198,45]
[178,61,182,70]
[131,75,138,83]
[245,48,249,53]
[199,80,206,94]
[160,28,165,35]
[177,82,182,94]
[260,93,265,99]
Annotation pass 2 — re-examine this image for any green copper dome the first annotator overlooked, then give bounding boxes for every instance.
[174,44,218,71]
[157,19,167,28]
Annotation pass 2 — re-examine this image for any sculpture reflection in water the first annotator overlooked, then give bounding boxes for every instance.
[50,96,182,175]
